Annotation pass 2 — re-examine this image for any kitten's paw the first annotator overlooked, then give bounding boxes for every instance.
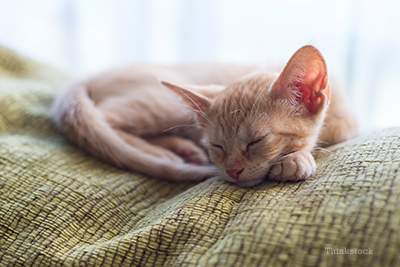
[172,140,208,165]
[153,149,184,163]
[269,151,316,181]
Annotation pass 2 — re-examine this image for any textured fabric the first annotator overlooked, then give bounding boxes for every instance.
[1,46,400,267]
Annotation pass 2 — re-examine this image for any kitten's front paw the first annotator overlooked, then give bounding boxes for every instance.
[269,151,316,181]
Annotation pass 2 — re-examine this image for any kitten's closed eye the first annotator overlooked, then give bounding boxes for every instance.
[247,135,268,152]
[211,143,225,151]
[247,139,263,148]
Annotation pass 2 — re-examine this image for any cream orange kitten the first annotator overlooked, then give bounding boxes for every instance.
[53,45,357,187]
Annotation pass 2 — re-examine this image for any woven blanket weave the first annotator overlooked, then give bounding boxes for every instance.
[0,46,399,267]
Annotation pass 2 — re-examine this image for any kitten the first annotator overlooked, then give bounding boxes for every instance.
[53,45,357,187]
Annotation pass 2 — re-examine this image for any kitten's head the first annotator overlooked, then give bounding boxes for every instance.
[163,45,330,187]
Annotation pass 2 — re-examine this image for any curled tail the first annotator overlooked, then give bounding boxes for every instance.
[52,82,217,181]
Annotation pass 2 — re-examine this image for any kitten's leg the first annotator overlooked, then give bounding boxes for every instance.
[318,112,358,147]
[146,136,209,165]
[115,129,183,163]
[268,151,316,181]
[318,81,358,147]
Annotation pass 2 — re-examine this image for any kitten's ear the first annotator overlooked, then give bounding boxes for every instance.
[271,45,330,115]
[161,81,213,113]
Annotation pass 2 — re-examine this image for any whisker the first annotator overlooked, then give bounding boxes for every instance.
[178,92,215,128]
[163,122,203,132]
[230,109,244,117]
[251,81,269,116]
[193,109,215,129]
[251,112,267,127]
[313,146,332,154]
[271,150,299,165]
[165,97,216,129]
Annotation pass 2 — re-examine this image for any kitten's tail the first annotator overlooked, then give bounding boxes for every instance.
[52,82,218,182]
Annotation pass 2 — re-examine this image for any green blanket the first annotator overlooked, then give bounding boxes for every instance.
[0,46,399,267]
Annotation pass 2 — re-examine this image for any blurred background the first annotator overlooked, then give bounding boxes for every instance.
[0,0,399,132]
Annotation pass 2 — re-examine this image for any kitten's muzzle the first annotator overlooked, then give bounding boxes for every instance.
[226,168,244,180]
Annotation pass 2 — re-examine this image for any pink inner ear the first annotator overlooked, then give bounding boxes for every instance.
[295,82,315,114]
[274,46,330,115]
[294,72,328,114]
[293,59,329,115]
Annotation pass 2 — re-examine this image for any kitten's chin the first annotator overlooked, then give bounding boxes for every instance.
[231,177,265,188]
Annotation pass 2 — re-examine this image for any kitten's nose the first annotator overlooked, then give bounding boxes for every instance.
[226,168,244,180]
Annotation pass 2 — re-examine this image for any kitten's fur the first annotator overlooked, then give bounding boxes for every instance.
[53,46,357,187]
